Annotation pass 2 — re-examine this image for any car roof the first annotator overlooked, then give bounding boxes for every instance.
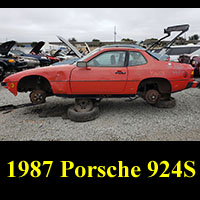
[101,44,146,50]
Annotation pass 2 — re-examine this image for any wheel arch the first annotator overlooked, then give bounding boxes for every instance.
[17,75,53,95]
[137,77,172,95]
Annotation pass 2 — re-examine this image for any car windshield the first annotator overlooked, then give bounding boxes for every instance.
[11,49,25,56]
[74,48,101,64]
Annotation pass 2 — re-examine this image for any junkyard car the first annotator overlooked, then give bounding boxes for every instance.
[1,45,199,121]
[11,49,40,68]
[0,41,27,81]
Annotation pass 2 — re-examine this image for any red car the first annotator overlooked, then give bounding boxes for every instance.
[1,45,199,121]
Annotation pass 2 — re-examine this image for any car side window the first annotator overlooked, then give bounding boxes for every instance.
[87,51,126,67]
[128,51,147,66]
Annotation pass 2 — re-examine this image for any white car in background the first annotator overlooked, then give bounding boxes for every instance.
[166,44,200,62]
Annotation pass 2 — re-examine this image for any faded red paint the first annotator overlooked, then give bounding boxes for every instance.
[2,47,197,97]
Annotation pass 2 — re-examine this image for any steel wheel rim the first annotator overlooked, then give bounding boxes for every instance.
[145,90,160,104]
[74,99,94,112]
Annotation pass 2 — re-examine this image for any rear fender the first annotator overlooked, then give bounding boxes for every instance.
[137,78,172,94]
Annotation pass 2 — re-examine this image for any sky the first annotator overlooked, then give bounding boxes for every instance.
[1,8,200,43]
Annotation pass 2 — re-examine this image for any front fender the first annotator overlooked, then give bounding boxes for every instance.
[1,81,18,96]
[2,65,75,96]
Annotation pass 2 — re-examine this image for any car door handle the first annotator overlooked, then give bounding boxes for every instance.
[115,71,126,74]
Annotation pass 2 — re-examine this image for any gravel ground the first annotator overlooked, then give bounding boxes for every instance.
[0,85,200,141]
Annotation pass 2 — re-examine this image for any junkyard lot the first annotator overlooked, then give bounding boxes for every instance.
[0,84,200,141]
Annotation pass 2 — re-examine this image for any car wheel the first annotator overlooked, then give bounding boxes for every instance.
[145,89,161,105]
[153,97,176,108]
[29,89,46,104]
[67,106,100,122]
[74,98,97,112]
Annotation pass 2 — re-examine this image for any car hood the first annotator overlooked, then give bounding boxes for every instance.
[3,64,75,83]
[30,41,45,55]
[20,56,40,62]
[0,40,16,55]
[57,35,82,58]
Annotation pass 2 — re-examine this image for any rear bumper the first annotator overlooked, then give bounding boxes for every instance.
[185,81,200,89]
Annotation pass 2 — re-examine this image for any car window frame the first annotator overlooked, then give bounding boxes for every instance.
[87,50,128,68]
[127,51,148,67]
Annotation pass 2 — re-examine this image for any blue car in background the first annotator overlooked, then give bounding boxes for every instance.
[13,41,51,67]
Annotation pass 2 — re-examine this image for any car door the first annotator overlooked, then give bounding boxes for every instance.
[70,50,128,94]
[126,51,148,94]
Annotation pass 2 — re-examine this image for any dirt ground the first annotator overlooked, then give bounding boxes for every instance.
[0,85,200,141]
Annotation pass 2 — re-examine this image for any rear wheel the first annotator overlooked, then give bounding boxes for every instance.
[29,89,46,104]
[145,89,161,105]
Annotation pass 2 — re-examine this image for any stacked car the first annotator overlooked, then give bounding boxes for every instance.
[0,41,28,81]
[0,40,65,80]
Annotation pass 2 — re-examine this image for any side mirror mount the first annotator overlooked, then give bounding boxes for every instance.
[77,61,87,68]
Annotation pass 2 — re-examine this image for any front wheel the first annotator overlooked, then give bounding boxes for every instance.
[29,89,46,104]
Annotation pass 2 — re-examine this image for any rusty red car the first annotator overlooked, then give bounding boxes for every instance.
[1,44,199,121]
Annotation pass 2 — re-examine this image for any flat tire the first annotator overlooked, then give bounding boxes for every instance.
[67,106,100,122]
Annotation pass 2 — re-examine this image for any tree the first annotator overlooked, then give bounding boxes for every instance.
[31,42,38,48]
[69,37,77,42]
[143,38,158,46]
[92,39,100,42]
[121,38,132,42]
[176,37,186,45]
[189,34,199,41]
[121,38,137,44]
